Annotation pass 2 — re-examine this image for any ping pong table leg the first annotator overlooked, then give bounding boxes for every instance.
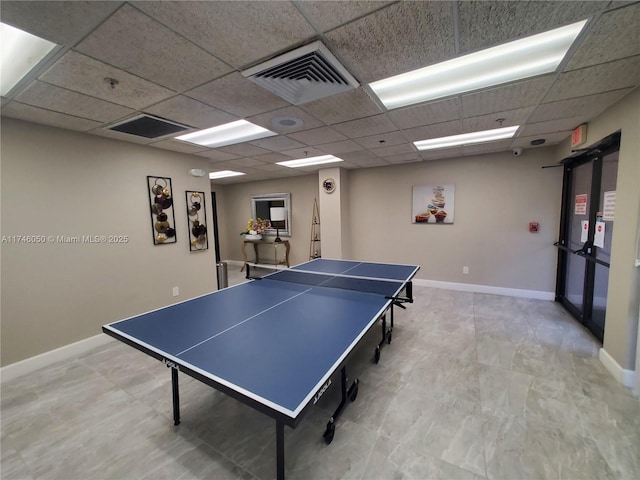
[276,420,285,480]
[171,368,180,426]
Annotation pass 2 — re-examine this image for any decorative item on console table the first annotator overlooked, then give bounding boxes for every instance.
[241,217,270,241]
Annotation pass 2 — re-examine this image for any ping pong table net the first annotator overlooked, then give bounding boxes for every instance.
[259,268,407,298]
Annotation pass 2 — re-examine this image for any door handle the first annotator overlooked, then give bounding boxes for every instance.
[573,242,592,255]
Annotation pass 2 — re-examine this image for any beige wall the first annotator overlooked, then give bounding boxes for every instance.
[3,89,637,380]
[1,119,217,366]
[346,150,563,291]
[555,89,640,371]
[212,175,319,267]
[218,149,562,292]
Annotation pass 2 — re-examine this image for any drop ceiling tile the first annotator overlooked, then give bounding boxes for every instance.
[354,130,407,149]
[0,1,121,45]
[195,150,239,162]
[230,157,269,168]
[403,120,461,142]
[317,140,363,155]
[462,140,513,156]
[251,152,293,164]
[511,131,572,148]
[281,147,326,159]
[381,152,420,164]
[187,72,289,118]
[39,51,175,110]
[133,1,315,68]
[545,57,640,102]
[333,114,397,138]
[296,1,394,32]
[457,1,608,54]
[1,102,102,131]
[566,4,640,70]
[339,149,380,162]
[369,143,415,157]
[218,143,271,157]
[15,81,134,123]
[149,139,207,154]
[326,1,455,83]
[520,117,588,137]
[420,148,463,161]
[387,98,460,129]
[299,88,381,125]
[248,107,324,134]
[288,127,348,145]
[529,88,633,123]
[347,155,390,167]
[249,136,306,152]
[463,107,535,132]
[145,96,237,129]
[461,76,555,117]
[75,4,231,91]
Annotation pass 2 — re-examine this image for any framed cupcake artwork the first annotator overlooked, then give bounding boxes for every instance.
[412,184,455,224]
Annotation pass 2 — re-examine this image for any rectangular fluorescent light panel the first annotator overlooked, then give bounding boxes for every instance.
[209,170,246,179]
[276,155,343,168]
[1,22,57,96]
[370,20,587,109]
[414,126,519,151]
[175,120,277,148]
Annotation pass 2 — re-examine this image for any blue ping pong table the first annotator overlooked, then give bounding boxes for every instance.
[103,258,419,479]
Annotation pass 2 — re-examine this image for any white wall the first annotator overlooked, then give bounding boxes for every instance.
[1,119,217,366]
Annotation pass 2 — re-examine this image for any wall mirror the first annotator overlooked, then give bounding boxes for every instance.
[251,193,291,237]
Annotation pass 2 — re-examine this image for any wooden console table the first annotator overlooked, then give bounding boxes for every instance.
[241,239,290,271]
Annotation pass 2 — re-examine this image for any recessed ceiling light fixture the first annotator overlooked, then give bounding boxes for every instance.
[277,154,344,168]
[0,22,58,96]
[370,20,587,109]
[414,126,519,151]
[208,170,246,179]
[175,120,277,148]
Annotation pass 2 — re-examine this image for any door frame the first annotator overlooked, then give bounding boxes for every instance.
[554,132,620,342]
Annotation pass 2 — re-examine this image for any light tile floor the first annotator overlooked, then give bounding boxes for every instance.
[2,264,639,479]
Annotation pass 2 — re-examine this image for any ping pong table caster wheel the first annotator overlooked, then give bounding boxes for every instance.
[387,331,392,344]
[323,419,335,444]
[374,347,381,364]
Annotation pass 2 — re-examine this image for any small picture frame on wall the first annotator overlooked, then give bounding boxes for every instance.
[186,191,208,251]
[147,176,177,245]
[412,184,455,224]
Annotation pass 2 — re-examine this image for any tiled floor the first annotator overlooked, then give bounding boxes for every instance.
[2,263,639,479]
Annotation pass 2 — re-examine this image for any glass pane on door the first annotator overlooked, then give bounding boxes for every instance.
[596,152,618,263]
[565,162,592,311]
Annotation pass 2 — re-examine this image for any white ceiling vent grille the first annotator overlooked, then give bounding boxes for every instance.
[242,41,359,105]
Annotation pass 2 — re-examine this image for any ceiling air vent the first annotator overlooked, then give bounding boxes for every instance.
[242,41,359,105]
[106,114,191,139]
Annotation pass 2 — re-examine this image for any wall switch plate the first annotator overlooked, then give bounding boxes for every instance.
[172,286,179,297]
[463,266,469,275]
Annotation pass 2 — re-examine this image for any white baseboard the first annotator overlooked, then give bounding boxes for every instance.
[1,333,114,384]
[599,348,637,389]
[412,278,555,301]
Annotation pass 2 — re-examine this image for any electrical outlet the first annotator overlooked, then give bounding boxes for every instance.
[463,266,469,275]
[172,286,179,297]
